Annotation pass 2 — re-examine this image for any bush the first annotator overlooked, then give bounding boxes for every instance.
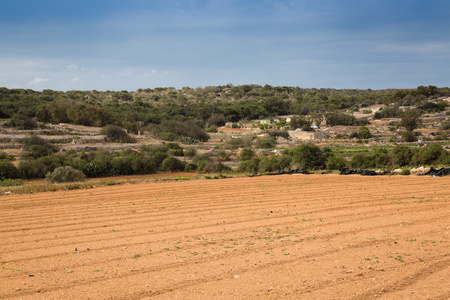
[159,119,210,142]
[0,178,24,187]
[165,143,184,156]
[225,138,245,150]
[160,132,177,141]
[325,155,347,170]
[101,125,135,143]
[0,160,19,180]
[258,156,283,173]
[284,144,326,170]
[269,131,290,139]
[239,148,255,161]
[6,113,38,130]
[349,131,360,139]
[45,166,86,183]
[161,157,184,172]
[256,137,277,149]
[400,168,411,175]
[178,136,200,145]
[238,157,260,173]
[206,125,218,133]
[411,145,448,166]
[184,148,197,157]
[325,112,358,126]
[184,163,198,172]
[401,131,417,142]
[358,126,372,139]
[22,135,59,158]
[390,146,413,167]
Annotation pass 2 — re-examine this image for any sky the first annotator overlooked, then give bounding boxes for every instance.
[1,0,449,91]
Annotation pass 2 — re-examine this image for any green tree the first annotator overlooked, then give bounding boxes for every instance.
[239,148,255,161]
[400,109,421,132]
[290,115,312,131]
[285,144,325,170]
[358,126,372,139]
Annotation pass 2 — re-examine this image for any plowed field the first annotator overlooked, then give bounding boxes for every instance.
[1,175,449,299]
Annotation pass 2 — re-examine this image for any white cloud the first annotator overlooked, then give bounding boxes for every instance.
[28,77,49,85]
[71,77,81,83]
[66,64,79,70]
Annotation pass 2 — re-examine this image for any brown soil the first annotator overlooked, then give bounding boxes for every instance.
[1,175,449,299]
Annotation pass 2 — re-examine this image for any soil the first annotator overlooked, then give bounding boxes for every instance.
[0,175,449,299]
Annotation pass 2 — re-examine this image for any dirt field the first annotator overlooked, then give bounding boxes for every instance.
[0,175,449,299]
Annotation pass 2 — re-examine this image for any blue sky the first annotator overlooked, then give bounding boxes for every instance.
[1,0,449,91]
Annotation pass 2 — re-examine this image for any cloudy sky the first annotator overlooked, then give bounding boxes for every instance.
[1,0,449,91]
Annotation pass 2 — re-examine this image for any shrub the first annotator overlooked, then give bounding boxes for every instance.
[258,156,282,173]
[206,125,218,133]
[358,126,372,139]
[101,125,135,143]
[165,143,184,156]
[400,168,411,175]
[349,131,360,139]
[0,178,24,187]
[184,148,197,157]
[269,131,290,139]
[161,157,184,172]
[401,131,416,142]
[390,146,413,167]
[160,132,178,141]
[159,119,210,142]
[218,150,230,161]
[350,153,373,169]
[238,157,260,173]
[411,145,448,166]
[256,137,277,149]
[325,112,358,126]
[178,136,200,145]
[284,144,326,170]
[203,160,231,173]
[0,160,19,180]
[22,135,59,158]
[184,163,198,172]
[225,138,245,150]
[6,113,38,130]
[45,166,86,183]
[239,148,255,161]
[325,155,347,170]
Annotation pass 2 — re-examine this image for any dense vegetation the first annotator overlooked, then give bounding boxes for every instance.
[1,85,448,136]
[0,85,449,181]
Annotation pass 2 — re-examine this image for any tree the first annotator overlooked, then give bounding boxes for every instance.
[239,148,255,161]
[290,115,312,131]
[400,109,421,132]
[101,125,135,143]
[358,126,372,139]
[325,112,358,126]
[285,144,326,170]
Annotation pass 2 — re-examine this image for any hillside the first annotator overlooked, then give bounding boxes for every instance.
[0,85,449,182]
